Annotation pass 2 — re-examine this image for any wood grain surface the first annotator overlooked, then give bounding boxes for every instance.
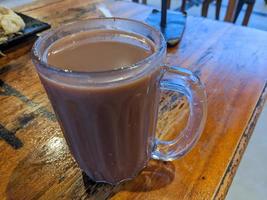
[0,1,266,199]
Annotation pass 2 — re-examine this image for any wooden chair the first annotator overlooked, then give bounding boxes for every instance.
[201,0,222,20]
[201,0,255,25]
[233,0,255,25]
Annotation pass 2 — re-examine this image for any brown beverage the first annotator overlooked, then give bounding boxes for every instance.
[40,30,162,183]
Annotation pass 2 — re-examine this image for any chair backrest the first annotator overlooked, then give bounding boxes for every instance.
[201,0,255,26]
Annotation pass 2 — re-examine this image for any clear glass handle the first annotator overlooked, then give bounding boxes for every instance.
[152,66,207,161]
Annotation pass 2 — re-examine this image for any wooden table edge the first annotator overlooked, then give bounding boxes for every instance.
[214,82,267,200]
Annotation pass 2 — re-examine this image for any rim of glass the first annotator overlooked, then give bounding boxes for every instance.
[32,17,166,76]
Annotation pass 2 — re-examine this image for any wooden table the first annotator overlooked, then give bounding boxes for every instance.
[1,1,266,199]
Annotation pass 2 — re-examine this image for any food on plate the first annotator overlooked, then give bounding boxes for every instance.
[0,7,25,43]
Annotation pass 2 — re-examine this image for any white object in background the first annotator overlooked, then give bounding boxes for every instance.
[97,3,113,17]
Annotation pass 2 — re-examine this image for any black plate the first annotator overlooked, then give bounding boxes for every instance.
[0,13,51,51]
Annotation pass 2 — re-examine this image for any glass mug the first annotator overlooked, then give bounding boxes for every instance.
[32,18,207,185]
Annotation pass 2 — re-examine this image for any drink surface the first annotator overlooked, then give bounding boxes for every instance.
[46,30,155,72]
